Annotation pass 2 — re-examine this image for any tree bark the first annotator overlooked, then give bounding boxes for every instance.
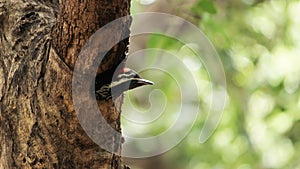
[0,0,131,168]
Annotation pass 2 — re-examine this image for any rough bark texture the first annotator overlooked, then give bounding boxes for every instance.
[0,0,131,168]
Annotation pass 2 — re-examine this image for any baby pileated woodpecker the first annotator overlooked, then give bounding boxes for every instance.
[95,67,153,100]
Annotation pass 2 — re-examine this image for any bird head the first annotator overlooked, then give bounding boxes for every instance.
[110,68,154,98]
[96,67,153,100]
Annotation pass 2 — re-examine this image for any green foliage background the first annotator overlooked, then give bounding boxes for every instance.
[124,0,300,168]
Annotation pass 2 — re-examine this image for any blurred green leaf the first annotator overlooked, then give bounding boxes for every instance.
[127,0,300,168]
[191,0,217,14]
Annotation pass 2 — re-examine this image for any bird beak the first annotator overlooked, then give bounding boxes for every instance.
[136,79,154,86]
[127,78,154,90]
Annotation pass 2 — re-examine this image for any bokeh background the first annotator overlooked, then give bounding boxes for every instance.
[122,0,300,169]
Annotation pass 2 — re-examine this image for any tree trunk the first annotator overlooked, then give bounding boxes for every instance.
[0,0,131,168]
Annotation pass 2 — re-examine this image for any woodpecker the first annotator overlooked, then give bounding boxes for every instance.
[95,67,153,100]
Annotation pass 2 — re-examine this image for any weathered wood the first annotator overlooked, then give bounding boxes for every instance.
[0,0,131,168]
